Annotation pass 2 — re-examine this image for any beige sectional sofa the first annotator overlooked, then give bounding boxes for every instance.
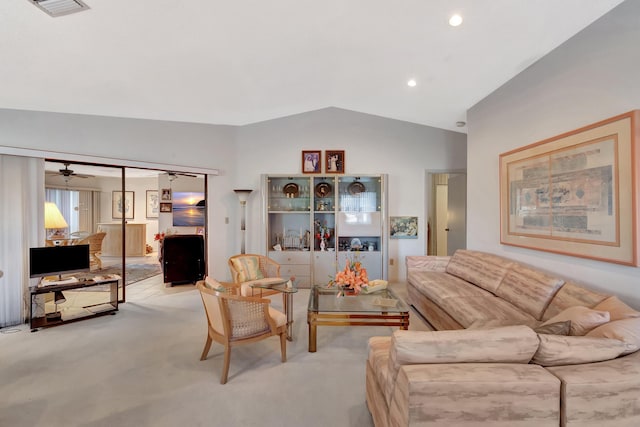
[366,250,640,426]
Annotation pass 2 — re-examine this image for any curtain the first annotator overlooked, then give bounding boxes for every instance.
[0,155,44,327]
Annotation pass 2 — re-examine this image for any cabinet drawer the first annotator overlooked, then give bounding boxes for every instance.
[269,251,311,265]
[293,275,311,288]
[280,264,310,277]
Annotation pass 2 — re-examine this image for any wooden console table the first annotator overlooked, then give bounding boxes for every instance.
[29,278,119,332]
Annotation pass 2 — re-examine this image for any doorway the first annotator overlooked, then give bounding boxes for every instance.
[44,161,207,302]
[426,171,467,256]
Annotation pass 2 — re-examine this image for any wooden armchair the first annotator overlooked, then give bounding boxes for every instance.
[196,278,287,384]
[76,232,106,270]
[228,254,282,297]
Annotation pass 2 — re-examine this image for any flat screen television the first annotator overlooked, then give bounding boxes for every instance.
[29,244,90,278]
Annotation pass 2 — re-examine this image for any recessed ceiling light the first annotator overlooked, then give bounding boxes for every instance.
[449,14,463,27]
[407,79,417,87]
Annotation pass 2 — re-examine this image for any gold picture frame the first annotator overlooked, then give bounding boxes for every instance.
[500,110,639,266]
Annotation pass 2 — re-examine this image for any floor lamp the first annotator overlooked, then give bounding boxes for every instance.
[234,189,253,254]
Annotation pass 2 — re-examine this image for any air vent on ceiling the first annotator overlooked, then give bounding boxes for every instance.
[29,0,90,17]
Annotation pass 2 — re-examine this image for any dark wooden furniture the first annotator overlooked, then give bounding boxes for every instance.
[29,278,119,332]
[162,234,205,285]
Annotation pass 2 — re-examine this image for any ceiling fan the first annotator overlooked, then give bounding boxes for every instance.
[167,171,198,181]
[46,163,94,180]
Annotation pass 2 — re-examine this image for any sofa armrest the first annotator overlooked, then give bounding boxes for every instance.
[390,325,539,366]
[405,255,450,272]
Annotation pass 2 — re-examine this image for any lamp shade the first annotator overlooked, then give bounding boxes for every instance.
[233,189,253,203]
[44,202,69,229]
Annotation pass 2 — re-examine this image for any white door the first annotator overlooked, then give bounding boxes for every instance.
[435,185,448,256]
[446,174,467,255]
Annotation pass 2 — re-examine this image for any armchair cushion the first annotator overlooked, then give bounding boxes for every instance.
[230,256,264,282]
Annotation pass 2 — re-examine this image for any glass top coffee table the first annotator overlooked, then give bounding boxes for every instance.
[307,285,410,352]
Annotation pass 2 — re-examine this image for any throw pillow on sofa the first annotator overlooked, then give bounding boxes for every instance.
[540,306,610,336]
[586,317,640,355]
[534,320,572,336]
[592,296,640,321]
[532,335,630,366]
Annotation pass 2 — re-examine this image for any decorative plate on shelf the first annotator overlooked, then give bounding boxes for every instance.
[314,182,332,198]
[347,181,366,195]
[350,238,362,249]
[283,183,299,198]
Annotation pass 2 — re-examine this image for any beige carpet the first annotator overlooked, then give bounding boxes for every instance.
[0,279,429,427]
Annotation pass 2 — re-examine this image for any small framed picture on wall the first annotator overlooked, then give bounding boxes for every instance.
[112,191,135,219]
[325,150,345,174]
[302,150,321,174]
[160,202,172,213]
[161,188,172,201]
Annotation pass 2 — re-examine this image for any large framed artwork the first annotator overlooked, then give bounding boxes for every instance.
[500,110,640,266]
[112,191,135,220]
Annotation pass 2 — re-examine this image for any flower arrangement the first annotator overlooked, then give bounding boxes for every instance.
[328,252,369,295]
[314,219,332,251]
[154,228,175,242]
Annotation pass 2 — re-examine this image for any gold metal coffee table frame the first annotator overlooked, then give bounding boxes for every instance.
[307,285,410,352]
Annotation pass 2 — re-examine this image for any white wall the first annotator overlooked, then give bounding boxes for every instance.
[0,109,236,278]
[467,0,640,308]
[236,107,466,281]
[1,107,465,283]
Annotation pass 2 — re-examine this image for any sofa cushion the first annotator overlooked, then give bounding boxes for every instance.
[438,295,539,329]
[586,317,640,355]
[542,281,609,321]
[391,363,560,427]
[541,306,610,336]
[495,263,564,320]
[407,270,492,307]
[592,296,640,321]
[406,255,450,272]
[367,336,393,407]
[445,250,513,293]
[532,335,630,366]
[390,326,539,366]
[546,351,640,427]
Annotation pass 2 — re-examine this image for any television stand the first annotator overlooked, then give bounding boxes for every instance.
[29,278,119,332]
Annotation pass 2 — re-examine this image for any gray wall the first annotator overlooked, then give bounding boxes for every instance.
[467,0,640,307]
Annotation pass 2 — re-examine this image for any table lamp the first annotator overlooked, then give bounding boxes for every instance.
[45,202,69,241]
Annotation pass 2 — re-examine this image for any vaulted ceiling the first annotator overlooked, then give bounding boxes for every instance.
[0,0,624,132]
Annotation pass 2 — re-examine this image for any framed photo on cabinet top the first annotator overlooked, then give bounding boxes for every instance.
[499,110,640,266]
[325,150,345,174]
[302,150,321,174]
